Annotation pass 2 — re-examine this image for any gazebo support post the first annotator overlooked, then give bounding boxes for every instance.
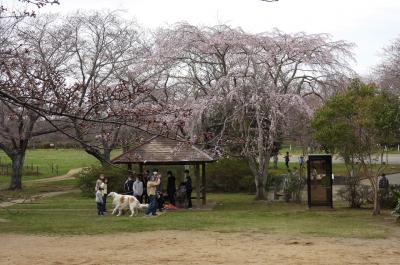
[128,163,132,171]
[139,163,143,174]
[194,163,200,208]
[202,162,206,206]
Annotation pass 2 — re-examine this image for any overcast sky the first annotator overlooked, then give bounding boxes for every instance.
[6,0,400,75]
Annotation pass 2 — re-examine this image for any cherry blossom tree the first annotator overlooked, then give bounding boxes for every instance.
[0,16,70,189]
[155,23,354,199]
[376,37,400,95]
[0,0,59,19]
[0,14,354,194]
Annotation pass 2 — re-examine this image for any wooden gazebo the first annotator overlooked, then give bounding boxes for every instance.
[111,135,216,207]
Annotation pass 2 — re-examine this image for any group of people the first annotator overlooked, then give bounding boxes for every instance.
[273,151,305,169]
[95,169,193,217]
[123,169,193,216]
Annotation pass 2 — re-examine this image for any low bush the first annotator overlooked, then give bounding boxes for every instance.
[206,158,282,193]
[77,166,129,197]
[380,185,400,209]
[281,169,306,203]
[391,189,400,221]
[206,158,254,192]
[337,182,373,208]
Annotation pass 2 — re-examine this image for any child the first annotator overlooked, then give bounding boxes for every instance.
[100,178,108,212]
[96,187,104,216]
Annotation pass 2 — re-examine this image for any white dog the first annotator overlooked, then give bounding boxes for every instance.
[108,192,148,217]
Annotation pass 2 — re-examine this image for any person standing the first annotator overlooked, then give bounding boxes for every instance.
[154,170,164,211]
[167,171,176,206]
[143,170,150,203]
[184,169,193,209]
[124,175,134,195]
[299,155,305,167]
[284,152,290,169]
[133,175,144,203]
[95,187,104,216]
[145,170,161,217]
[379,173,390,193]
[100,177,108,213]
[95,174,105,191]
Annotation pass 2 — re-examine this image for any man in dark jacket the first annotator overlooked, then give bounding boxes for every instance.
[379,173,390,196]
[184,169,193,209]
[124,175,134,195]
[167,171,176,206]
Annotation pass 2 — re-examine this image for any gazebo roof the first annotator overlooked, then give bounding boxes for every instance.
[111,135,215,165]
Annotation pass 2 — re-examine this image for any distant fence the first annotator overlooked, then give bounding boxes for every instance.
[0,162,41,176]
[51,163,59,175]
[0,162,61,176]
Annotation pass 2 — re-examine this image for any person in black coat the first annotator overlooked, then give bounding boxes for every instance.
[167,171,176,206]
[124,175,134,195]
[184,169,193,208]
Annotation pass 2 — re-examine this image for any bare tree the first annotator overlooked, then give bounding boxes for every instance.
[0,0,59,19]
[56,12,153,164]
[1,12,189,171]
[49,12,187,165]
[376,37,400,95]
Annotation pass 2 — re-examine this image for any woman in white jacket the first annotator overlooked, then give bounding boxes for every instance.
[133,175,144,203]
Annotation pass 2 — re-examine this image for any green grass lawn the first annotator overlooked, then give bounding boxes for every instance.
[0,149,124,201]
[0,192,396,238]
[333,163,400,176]
[0,149,123,186]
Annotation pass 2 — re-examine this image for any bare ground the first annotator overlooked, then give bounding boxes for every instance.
[0,190,79,208]
[26,168,82,184]
[0,168,81,208]
[1,231,400,265]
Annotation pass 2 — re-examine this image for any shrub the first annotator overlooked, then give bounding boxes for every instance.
[380,185,400,209]
[206,158,281,193]
[77,166,129,197]
[337,182,373,208]
[280,169,306,203]
[206,158,254,192]
[391,189,400,221]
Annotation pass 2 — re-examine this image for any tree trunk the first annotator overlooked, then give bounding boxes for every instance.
[9,153,25,190]
[255,173,267,200]
[249,158,270,201]
[101,148,111,167]
[367,175,381,215]
[273,155,278,169]
[372,186,381,215]
[84,147,111,167]
[295,165,304,203]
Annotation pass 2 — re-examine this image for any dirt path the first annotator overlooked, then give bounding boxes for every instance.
[0,231,399,265]
[0,190,79,208]
[26,168,82,183]
[0,168,82,208]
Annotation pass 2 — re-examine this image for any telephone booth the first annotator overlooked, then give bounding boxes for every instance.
[307,155,333,208]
